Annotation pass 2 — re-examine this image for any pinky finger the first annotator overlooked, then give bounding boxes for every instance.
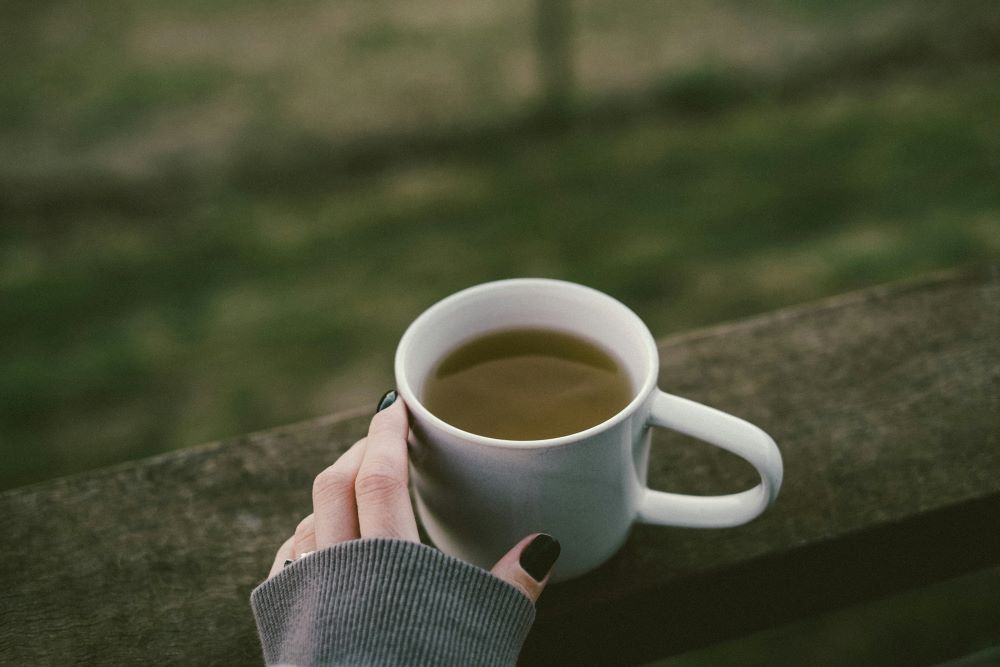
[268,536,295,579]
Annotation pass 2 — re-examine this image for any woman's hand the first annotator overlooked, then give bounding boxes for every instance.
[268,391,560,603]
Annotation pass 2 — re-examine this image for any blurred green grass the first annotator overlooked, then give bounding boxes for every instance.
[1,0,999,493]
[3,66,998,489]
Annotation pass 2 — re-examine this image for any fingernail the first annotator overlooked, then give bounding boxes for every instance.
[375,389,398,414]
[520,533,561,581]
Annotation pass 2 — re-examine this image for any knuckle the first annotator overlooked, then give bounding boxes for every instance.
[312,466,355,506]
[294,516,314,539]
[355,469,405,502]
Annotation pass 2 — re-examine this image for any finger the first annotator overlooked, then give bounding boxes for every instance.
[268,536,295,579]
[312,438,367,548]
[490,533,561,603]
[292,514,317,558]
[355,398,419,541]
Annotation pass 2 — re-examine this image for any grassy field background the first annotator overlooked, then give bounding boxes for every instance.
[2,0,957,179]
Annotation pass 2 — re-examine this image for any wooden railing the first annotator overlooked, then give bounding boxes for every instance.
[1,267,997,665]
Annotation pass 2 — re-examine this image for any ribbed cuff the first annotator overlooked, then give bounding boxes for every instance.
[250,539,536,667]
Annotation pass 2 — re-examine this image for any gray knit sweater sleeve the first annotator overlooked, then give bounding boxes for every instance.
[250,538,536,666]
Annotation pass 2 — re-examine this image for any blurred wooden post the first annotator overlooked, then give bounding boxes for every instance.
[536,0,575,122]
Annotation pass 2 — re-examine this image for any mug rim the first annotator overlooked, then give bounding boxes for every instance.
[394,278,660,449]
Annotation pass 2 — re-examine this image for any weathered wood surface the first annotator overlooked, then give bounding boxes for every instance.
[1,267,997,665]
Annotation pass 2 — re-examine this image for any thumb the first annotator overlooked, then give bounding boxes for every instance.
[490,533,561,603]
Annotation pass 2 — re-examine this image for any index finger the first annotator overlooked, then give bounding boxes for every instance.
[354,397,419,541]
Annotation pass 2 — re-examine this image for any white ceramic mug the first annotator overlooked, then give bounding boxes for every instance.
[395,279,783,581]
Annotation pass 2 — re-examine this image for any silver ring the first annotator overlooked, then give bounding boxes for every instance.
[282,550,316,568]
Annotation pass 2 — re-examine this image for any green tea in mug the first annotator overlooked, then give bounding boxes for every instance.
[422,327,633,440]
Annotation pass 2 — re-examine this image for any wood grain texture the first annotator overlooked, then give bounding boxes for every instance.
[1,267,997,665]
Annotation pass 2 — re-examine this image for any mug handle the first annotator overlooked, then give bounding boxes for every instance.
[637,390,784,528]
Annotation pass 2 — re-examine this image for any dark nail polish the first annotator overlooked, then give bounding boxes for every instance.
[519,533,561,581]
[375,389,398,414]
